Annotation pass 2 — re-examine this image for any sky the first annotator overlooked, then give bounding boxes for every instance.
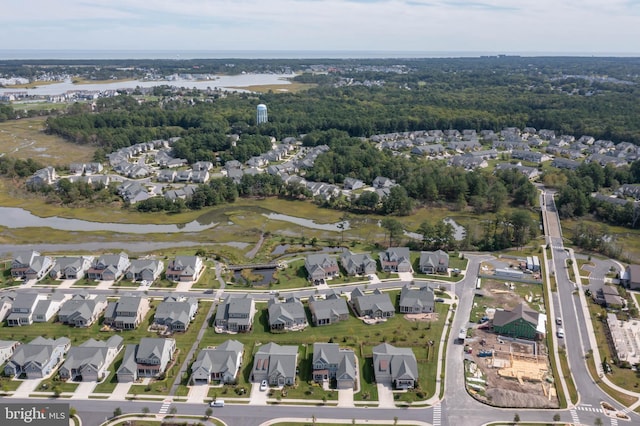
[2,0,639,56]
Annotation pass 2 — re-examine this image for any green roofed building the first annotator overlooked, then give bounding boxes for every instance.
[491,302,540,340]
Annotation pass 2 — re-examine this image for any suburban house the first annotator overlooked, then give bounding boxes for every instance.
[87,253,131,281]
[312,342,357,389]
[117,337,176,382]
[0,340,20,365]
[10,250,54,281]
[58,336,123,382]
[267,296,308,332]
[125,258,164,283]
[419,250,450,274]
[103,295,150,330]
[308,291,350,326]
[623,265,640,290]
[153,296,198,332]
[32,294,69,323]
[58,294,108,327]
[340,251,377,276]
[214,294,256,333]
[4,337,70,379]
[595,286,625,309]
[251,342,299,386]
[372,176,396,189]
[379,247,412,273]
[191,339,244,384]
[6,293,47,326]
[372,343,419,389]
[0,293,14,322]
[49,256,93,280]
[492,302,541,340]
[351,288,395,319]
[165,256,203,282]
[399,284,435,314]
[343,177,365,190]
[304,254,340,284]
[26,166,58,188]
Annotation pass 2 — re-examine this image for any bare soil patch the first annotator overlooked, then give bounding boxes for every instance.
[404,313,439,322]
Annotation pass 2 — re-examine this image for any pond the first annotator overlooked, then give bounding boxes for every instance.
[0,206,217,233]
[263,213,350,231]
[232,268,277,287]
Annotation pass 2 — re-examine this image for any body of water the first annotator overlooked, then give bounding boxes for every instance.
[263,213,349,231]
[0,74,292,96]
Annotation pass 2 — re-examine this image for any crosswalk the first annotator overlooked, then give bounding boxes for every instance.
[159,400,172,415]
[569,408,581,425]
[576,404,604,413]
[611,417,618,426]
[432,403,441,426]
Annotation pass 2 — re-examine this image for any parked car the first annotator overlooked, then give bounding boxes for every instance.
[556,328,564,338]
[210,399,224,407]
[556,317,562,326]
[260,380,268,391]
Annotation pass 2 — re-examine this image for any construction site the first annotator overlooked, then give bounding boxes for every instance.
[464,263,557,408]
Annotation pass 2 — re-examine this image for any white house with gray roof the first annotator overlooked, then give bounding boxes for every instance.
[372,343,418,389]
[312,343,357,390]
[351,288,395,319]
[379,247,412,273]
[215,294,256,333]
[87,252,131,281]
[117,337,176,382]
[58,293,108,327]
[340,251,377,276]
[4,337,70,379]
[59,336,123,382]
[10,250,54,281]
[49,256,93,280]
[305,254,339,284]
[251,342,299,386]
[165,256,203,282]
[154,296,198,332]
[268,296,307,332]
[419,250,449,274]
[103,295,150,330]
[0,340,20,365]
[308,292,350,326]
[32,293,69,323]
[125,258,164,283]
[191,339,244,384]
[6,293,47,326]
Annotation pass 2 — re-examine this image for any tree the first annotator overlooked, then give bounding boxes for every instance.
[169,406,177,416]
[205,407,213,419]
[113,407,122,418]
[594,417,603,426]
[553,413,561,422]
[513,413,520,423]
[381,218,404,247]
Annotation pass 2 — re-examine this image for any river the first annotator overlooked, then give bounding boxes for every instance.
[0,73,293,96]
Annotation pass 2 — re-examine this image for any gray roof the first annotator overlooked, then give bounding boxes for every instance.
[253,342,298,379]
[313,342,356,381]
[215,294,254,325]
[117,344,137,375]
[11,293,39,311]
[492,303,538,327]
[399,285,435,310]
[372,343,418,382]
[9,337,70,367]
[155,298,197,326]
[352,289,395,315]
[380,247,411,262]
[268,297,306,327]
[127,259,163,274]
[192,339,243,376]
[59,295,106,322]
[60,336,122,373]
[137,338,175,362]
[309,294,349,321]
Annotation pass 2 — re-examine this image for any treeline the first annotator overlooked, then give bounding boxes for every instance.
[0,157,43,178]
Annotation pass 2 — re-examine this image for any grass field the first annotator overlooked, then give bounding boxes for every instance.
[227,82,316,93]
[0,117,95,164]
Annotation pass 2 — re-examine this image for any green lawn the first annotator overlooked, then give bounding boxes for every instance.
[38,378,78,393]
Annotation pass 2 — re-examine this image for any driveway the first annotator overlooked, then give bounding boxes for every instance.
[398,272,414,282]
[186,384,210,403]
[11,379,41,398]
[109,382,132,400]
[71,381,97,399]
[337,388,354,407]
[249,382,269,405]
[376,383,395,408]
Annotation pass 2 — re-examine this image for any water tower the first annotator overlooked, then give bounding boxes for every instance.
[256,104,268,124]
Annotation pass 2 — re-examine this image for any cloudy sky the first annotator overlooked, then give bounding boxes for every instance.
[2,0,639,55]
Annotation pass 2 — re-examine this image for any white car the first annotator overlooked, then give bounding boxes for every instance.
[259,380,268,391]
[557,328,564,338]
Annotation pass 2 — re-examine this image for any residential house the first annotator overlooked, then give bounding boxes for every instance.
[125,258,164,283]
[399,284,435,314]
[176,170,192,182]
[103,296,150,330]
[511,150,551,163]
[26,167,57,188]
[192,161,213,171]
[372,343,419,389]
[10,250,54,281]
[165,256,203,282]
[312,343,357,389]
[157,169,176,182]
[0,294,14,322]
[379,247,412,273]
[214,294,256,333]
[49,256,93,280]
[191,339,244,384]
[492,302,540,340]
[4,337,70,379]
[308,292,350,326]
[154,296,198,332]
[117,338,176,382]
[0,340,20,365]
[419,250,449,274]
[340,251,377,276]
[58,294,108,327]
[251,342,299,386]
[191,170,210,183]
[305,254,340,284]
[596,286,625,309]
[411,144,445,156]
[343,177,365,190]
[6,293,47,326]
[58,336,123,382]
[372,176,396,189]
[32,294,68,323]
[268,296,308,332]
[351,288,395,319]
[624,265,640,290]
[449,154,488,170]
[87,253,131,281]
